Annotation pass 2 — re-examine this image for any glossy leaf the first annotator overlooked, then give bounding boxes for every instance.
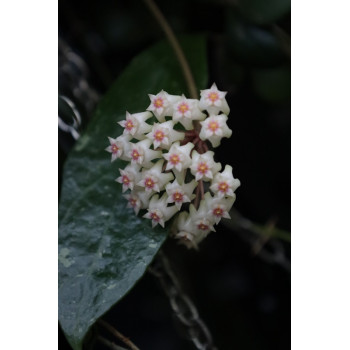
[58,35,208,350]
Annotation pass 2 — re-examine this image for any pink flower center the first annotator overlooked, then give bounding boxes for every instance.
[208,121,219,132]
[169,154,180,165]
[178,102,189,114]
[197,162,209,175]
[197,222,209,231]
[144,177,155,189]
[150,212,160,222]
[172,191,184,203]
[154,130,165,142]
[122,175,130,185]
[129,198,137,207]
[131,149,140,161]
[213,207,224,217]
[218,181,229,193]
[125,119,134,131]
[111,144,119,154]
[154,98,163,108]
[208,92,219,102]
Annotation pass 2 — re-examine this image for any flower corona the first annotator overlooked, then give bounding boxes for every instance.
[106,83,240,249]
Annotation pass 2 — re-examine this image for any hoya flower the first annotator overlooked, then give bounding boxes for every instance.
[174,202,216,248]
[146,121,184,149]
[199,114,232,147]
[204,193,236,224]
[138,160,174,193]
[199,83,230,115]
[147,91,181,122]
[189,200,216,236]
[172,95,206,130]
[165,179,197,210]
[105,135,132,162]
[163,141,194,172]
[174,230,197,250]
[173,212,199,249]
[210,165,241,197]
[143,193,178,228]
[107,84,241,249]
[118,111,153,139]
[115,163,141,193]
[190,150,222,181]
[129,139,162,168]
[124,189,152,215]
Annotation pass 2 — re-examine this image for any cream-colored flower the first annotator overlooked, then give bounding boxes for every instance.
[165,179,197,210]
[128,139,162,167]
[118,111,152,139]
[105,135,132,162]
[172,95,206,130]
[190,150,222,181]
[163,141,194,172]
[210,165,241,197]
[138,160,174,193]
[199,83,230,115]
[199,114,232,147]
[204,193,236,224]
[147,91,181,122]
[115,163,141,193]
[123,189,152,215]
[146,121,184,150]
[143,193,178,228]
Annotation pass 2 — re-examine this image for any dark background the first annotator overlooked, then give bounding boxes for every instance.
[59,0,291,349]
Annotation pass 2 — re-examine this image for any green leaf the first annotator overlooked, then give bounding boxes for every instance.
[58,35,208,350]
[237,0,291,25]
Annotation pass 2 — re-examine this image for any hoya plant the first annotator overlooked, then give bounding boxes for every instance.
[59,0,290,349]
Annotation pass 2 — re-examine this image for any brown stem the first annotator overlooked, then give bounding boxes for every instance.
[98,320,141,350]
[199,180,204,199]
[142,0,198,99]
[97,336,129,350]
[194,184,201,209]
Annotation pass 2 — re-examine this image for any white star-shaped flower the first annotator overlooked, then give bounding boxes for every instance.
[199,83,230,115]
[163,141,194,172]
[118,111,152,140]
[204,193,236,224]
[210,165,240,197]
[165,179,197,210]
[146,121,184,150]
[172,95,206,130]
[190,150,222,181]
[199,114,232,147]
[147,90,181,122]
[138,160,174,193]
[115,163,141,193]
[105,135,132,162]
[128,139,162,168]
[123,189,152,215]
[143,193,178,228]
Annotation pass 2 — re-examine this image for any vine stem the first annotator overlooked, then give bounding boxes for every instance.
[142,0,198,99]
[98,319,141,350]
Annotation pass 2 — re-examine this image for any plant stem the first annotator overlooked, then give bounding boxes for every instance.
[98,319,141,350]
[97,336,129,350]
[142,0,198,99]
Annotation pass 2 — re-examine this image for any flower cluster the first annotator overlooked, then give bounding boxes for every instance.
[106,83,240,249]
